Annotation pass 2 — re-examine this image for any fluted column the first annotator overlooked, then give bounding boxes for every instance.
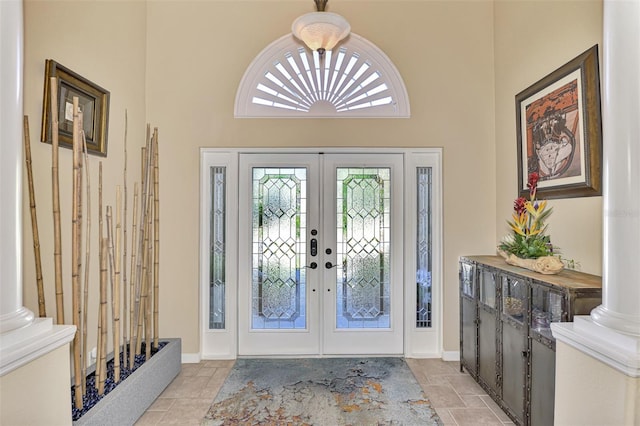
[0,0,34,334]
[590,0,640,336]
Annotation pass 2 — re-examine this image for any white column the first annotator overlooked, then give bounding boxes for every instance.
[590,0,640,337]
[0,0,75,377]
[0,0,34,334]
[552,0,640,379]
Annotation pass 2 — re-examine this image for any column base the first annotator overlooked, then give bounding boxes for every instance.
[591,304,640,336]
[0,306,34,334]
[551,315,640,377]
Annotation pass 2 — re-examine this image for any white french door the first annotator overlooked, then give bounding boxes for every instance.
[200,148,443,360]
[237,153,404,356]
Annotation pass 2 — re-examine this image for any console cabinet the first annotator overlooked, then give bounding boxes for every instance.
[459,255,601,426]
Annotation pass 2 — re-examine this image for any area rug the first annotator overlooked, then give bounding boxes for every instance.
[202,358,442,425]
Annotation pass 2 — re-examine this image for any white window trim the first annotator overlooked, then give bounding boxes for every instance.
[404,151,444,358]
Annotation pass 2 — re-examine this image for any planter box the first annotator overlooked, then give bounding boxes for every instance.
[74,338,181,426]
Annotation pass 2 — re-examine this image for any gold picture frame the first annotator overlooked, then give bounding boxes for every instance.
[515,45,602,199]
[41,59,110,157]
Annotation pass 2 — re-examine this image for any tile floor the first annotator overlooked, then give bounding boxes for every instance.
[135,358,513,426]
[405,358,514,426]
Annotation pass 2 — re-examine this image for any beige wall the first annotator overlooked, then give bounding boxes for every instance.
[145,0,496,353]
[493,0,603,275]
[22,0,497,356]
[22,0,147,356]
[0,344,73,425]
[555,341,640,425]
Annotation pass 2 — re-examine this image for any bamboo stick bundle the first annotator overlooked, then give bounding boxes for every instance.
[153,129,160,349]
[95,162,104,387]
[106,206,119,382]
[122,111,129,366]
[24,116,46,318]
[50,77,64,325]
[114,188,122,381]
[97,237,108,395]
[81,131,91,395]
[128,183,139,369]
[71,100,83,410]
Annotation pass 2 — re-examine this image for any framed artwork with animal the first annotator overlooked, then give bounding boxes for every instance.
[515,45,602,199]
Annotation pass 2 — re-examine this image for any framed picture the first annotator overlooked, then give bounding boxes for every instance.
[515,45,602,199]
[41,59,110,157]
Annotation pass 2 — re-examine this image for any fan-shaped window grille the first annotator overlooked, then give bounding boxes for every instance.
[235,33,410,118]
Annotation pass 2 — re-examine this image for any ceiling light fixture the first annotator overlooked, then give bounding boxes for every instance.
[291,0,351,56]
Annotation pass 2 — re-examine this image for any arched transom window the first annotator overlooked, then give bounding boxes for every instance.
[235,33,410,118]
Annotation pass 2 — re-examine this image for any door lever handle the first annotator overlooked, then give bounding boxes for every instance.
[304,262,318,269]
[325,262,340,269]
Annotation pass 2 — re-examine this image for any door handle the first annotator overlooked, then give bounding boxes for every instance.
[304,262,318,269]
[325,262,339,269]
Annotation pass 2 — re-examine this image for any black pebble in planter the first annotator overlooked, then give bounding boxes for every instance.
[73,338,181,426]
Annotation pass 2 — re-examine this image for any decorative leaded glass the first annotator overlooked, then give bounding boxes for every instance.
[336,167,391,329]
[416,167,432,328]
[209,167,226,329]
[251,168,307,329]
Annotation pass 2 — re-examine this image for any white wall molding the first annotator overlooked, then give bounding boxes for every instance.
[0,318,76,376]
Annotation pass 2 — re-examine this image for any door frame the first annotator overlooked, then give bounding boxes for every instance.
[199,148,443,359]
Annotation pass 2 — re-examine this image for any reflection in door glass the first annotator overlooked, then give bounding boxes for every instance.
[336,167,391,329]
[251,168,307,329]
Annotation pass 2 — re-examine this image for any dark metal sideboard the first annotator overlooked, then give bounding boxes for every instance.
[459,255,602,426]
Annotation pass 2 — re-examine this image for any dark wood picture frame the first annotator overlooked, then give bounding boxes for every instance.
[41,59,110,157]
[515,45,602,199]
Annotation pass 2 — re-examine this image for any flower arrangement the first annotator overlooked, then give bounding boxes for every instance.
[498,172,555,259]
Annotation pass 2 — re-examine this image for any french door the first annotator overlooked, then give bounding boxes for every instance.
[237,153,404,356]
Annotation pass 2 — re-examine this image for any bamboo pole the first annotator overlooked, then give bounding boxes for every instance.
[97,237,108,395]
[135,202,149,356]
[106,207,117,381]
[144,191,153,360]
[50,77,64,325]
[153,129,159,349]
[122,110,129,366]
[132,131,152,358]
[128,183,139,369]
[114,188,122,381]
[71,100,83,410]
[136,230,147,356]
[81,131,91,395]
[24,116,46,317]
[95,162,104,387]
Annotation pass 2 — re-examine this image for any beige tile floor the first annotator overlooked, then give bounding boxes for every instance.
[405,358,514,426]
[135,358,513,426]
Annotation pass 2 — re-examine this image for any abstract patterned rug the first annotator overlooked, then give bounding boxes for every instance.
[202,358,442,425]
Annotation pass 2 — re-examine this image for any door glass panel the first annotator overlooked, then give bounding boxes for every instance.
[416,167,432,328]
[479,269,497,309]
[251,167,307,329]
[209,167,226,329]
[502,275,526,323]
[335,167,391,329]
[531,284,563,340]
[460,262,475,297]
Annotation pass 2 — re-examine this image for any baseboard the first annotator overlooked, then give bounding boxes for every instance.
[442,351,460,361]
[181,352,201,364]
